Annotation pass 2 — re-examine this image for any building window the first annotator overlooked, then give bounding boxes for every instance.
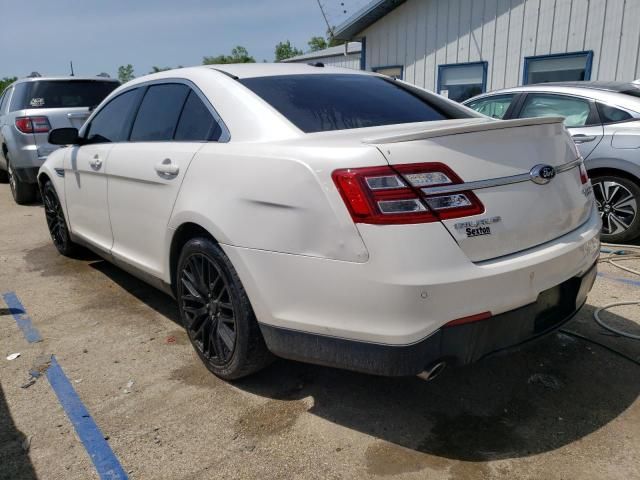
[437,62,487,102]
[373,65,403,79]
[523,51,593,85]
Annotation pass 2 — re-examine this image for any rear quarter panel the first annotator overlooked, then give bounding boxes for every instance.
[168,142,384,264]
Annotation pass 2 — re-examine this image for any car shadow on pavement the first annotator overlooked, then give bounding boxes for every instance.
[235,308,640,462]
[82,258,640,462]
[88,259,182,327]
[0,383,38,480]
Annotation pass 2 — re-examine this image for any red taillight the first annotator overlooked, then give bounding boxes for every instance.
[443,311,492,327]
[332,163,484,225]
[578,162,589,184]
[15,116,51,134]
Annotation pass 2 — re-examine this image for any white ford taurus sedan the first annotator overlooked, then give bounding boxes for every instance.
[39,64,600,381]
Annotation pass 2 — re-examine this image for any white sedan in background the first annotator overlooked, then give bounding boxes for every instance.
[39,64,600,381]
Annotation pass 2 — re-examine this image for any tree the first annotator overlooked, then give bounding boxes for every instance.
[274,41,303,62]
[327,28,345,47]
[308,36,328,52]
[117,64,135,83]
[0,76,17,92]
[203,46,255,65]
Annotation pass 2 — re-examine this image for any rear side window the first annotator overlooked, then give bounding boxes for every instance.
[596,103,633,124]
[239,74,449,133]
[519,94,592,127]
[466,95,515,119]
[0,89,9,114]
[130,84,189,141]
[175,91,222,141]
[11,80,118,110]
[86,88,142,143]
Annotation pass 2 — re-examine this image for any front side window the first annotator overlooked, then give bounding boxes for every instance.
[174,91,222,141]
[240,74,449,133]
[465,94,514,119]
[86,88,142,143]
[519,94,592,128]
[130,84,189,141]
[524,52,592,85]
[438,63,487,102]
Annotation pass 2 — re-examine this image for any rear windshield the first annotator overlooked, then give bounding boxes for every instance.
[11,80,119,110]
[239,74,449,133]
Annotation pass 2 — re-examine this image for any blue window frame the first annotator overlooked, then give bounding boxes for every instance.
[373,65,404,79]
[360,37,367,71]
[437,61,488,102]
[523,51,593,85]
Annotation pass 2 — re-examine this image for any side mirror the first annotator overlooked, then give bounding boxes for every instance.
[48,128,80,145]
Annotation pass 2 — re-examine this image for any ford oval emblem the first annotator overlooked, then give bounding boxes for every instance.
[530,164,556,185]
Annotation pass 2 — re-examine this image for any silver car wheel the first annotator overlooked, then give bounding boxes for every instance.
[593,180,638,236]
[7,161,15,194]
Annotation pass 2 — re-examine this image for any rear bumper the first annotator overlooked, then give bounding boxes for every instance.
[225,206,601,346]
[260,262,597,376]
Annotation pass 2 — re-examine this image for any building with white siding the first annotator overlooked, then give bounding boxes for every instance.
[281,42,362,70]
[335,0,640,101]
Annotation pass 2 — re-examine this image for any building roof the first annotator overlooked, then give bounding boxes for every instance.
[334,0,407,40]
[281,42,362,63]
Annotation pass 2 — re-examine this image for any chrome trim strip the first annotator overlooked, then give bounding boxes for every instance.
[420,158,582,195]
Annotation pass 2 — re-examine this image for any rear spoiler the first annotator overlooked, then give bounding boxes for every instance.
[362,116,565,144]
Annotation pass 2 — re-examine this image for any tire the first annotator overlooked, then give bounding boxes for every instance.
[7,157,37,204]
[177,237,273,380]
[42,180,79,256]
[591,173,640,243]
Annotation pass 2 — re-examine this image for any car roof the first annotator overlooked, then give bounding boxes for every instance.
[535,81,640,94]
[202,62,371,79]
[464,81,640,112]
[13,76,119,84]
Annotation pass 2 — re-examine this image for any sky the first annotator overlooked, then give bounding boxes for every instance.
[0,0,371,79]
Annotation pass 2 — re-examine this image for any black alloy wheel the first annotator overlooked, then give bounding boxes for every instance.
[177,238,272,379]
[181,252,237,366]
[42,180,78,256]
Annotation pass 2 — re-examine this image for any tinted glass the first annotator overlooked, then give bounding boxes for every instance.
[13,80,118,109]
[597,102,633,123]
[240,74,449,133]
[9,83,29,111]
[0,90,7,114]
[466,95,514,119]
[175,91,222,141]
[519,94,591,127]
[86,89,141,143]
[130,84,189,141]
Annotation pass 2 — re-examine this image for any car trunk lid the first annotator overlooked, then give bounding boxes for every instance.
[365,117,594,262]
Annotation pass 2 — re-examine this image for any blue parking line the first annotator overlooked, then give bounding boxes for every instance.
[597,271,640,288]
[2,292,43,343]
[2,292,128,480]
[46,356,128,480]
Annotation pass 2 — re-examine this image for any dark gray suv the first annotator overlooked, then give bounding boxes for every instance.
[0,76,119,203]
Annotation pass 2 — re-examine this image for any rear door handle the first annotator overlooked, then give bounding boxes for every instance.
[155,158,179,176]
[572,134,597,144]
[89,155,102,169]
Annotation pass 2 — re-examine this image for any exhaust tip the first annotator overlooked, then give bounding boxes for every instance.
[417,361,447,382]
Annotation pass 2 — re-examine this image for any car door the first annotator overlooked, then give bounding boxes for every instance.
[106,81,226,279]
[515,92,604,159]
[64,87,143,252]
